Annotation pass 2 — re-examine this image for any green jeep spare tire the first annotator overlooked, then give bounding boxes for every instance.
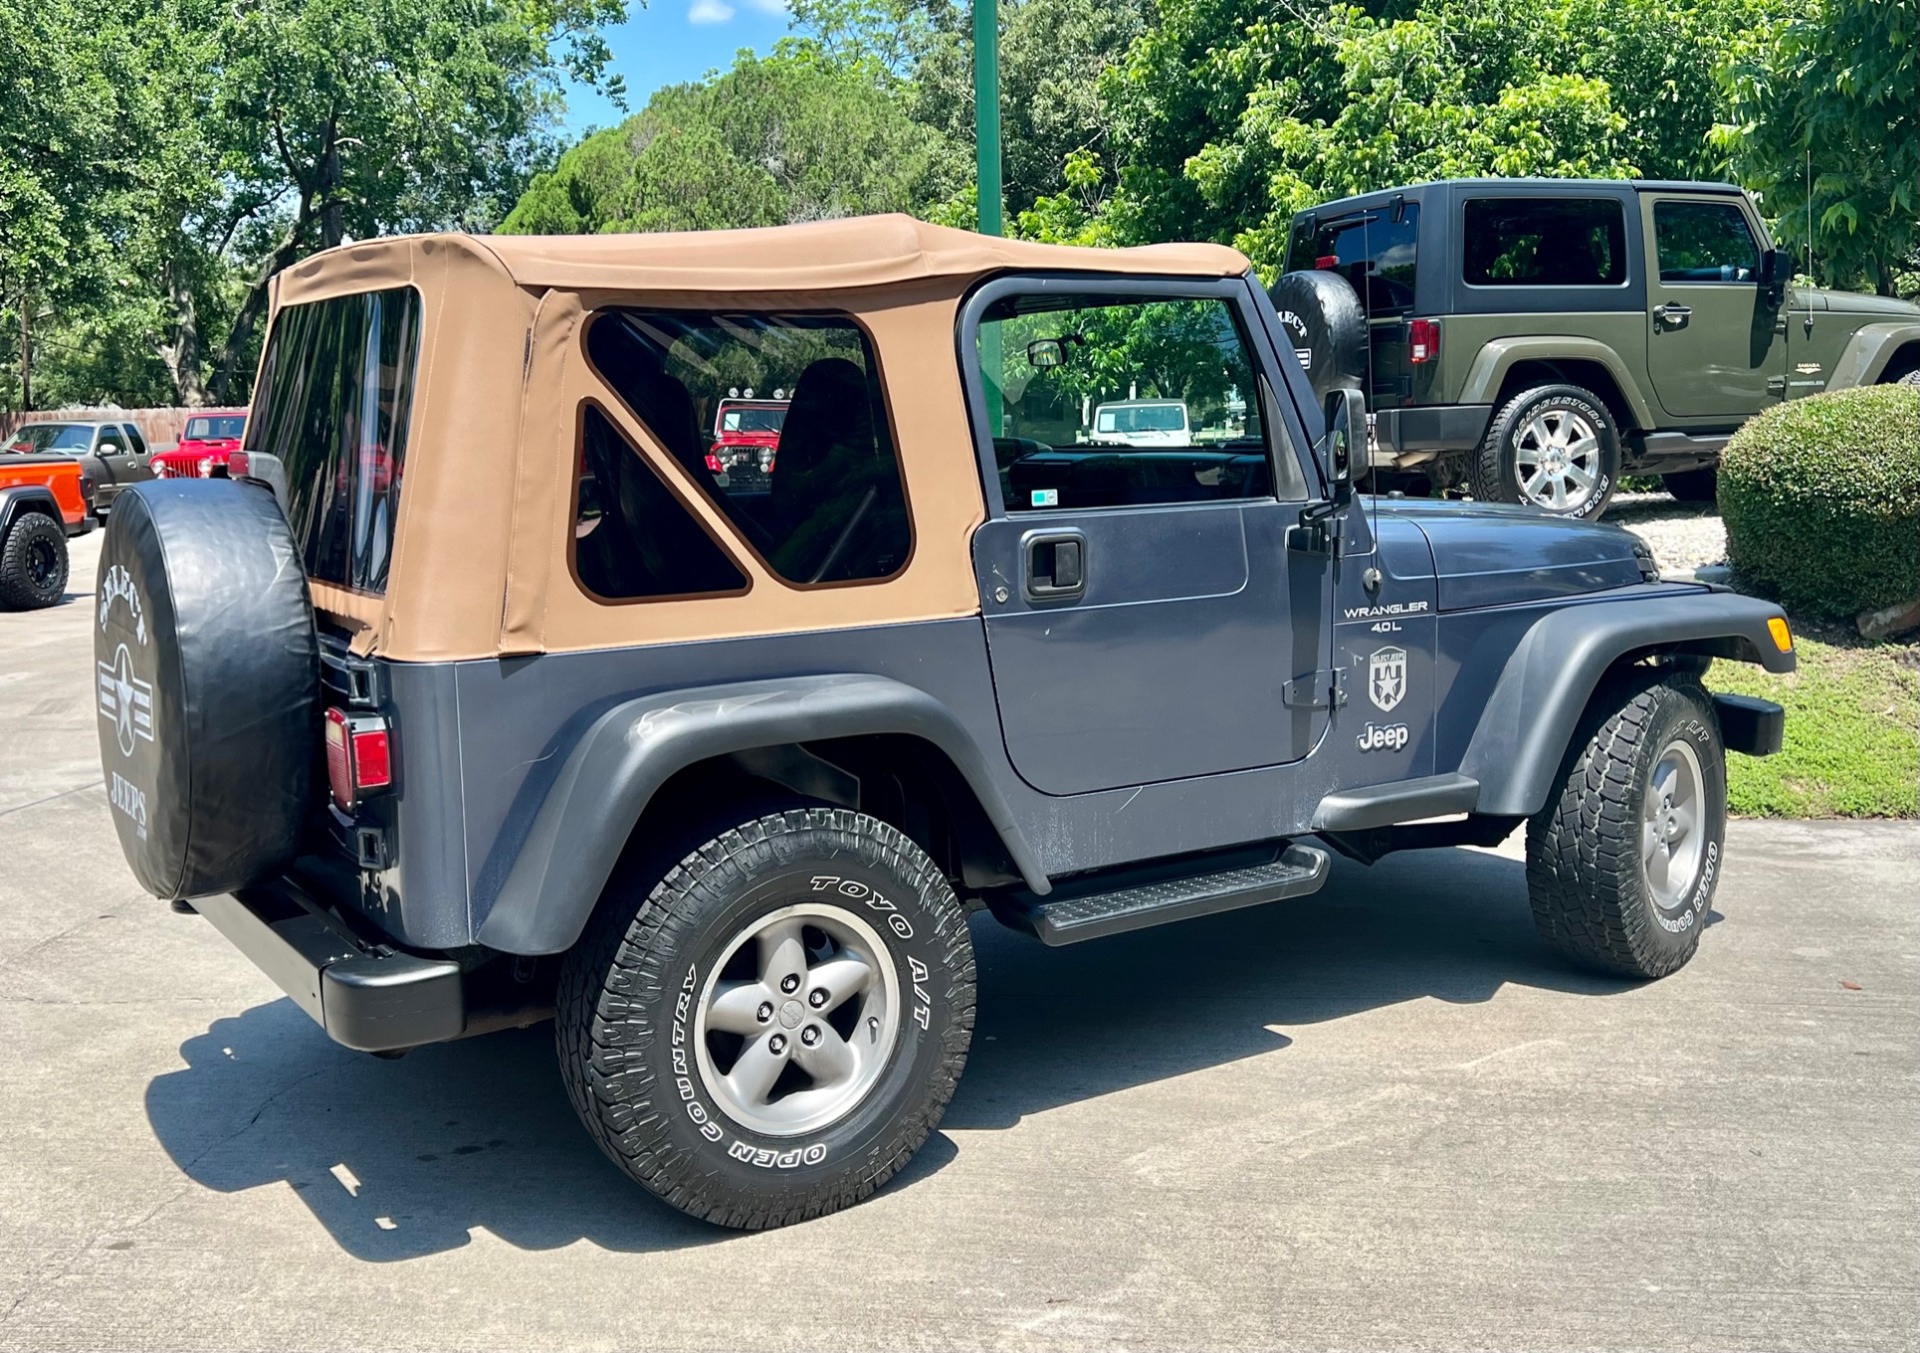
[1268,270,1367,402]
[95,480,320,901]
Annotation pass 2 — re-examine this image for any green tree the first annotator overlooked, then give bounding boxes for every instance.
[501,51,958,234]
[1716,0,1917,295]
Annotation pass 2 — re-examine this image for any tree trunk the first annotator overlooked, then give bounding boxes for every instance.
[158,264,211,407]
[210,211,309,404]
[320,116,344,250]
[18,300,30,413]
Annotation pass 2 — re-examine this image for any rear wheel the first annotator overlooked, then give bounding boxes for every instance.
[1662,467,1719,503]
[556,807,975,1229]
[1472,384,1621,519]
[1895,368,1920,388]
[1525,672,1727,978]
[0,512,68,611]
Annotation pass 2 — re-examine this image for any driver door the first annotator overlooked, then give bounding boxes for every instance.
[964,278,1328,797]
[1641,194,1787,419]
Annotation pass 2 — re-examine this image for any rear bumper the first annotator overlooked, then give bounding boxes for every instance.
[1373,404,1491,456]
[196,880,465,1052]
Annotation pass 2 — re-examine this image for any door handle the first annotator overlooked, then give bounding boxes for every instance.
[1653,303,1692,329]
[1022,529,1087,601]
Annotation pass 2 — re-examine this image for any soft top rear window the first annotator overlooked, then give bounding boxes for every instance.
[246,286,421,593]
[1286,204,1419,316]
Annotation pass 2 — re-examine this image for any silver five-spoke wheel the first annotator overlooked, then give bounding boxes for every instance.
[694,903,900,1137]
[1513,407,1603,514]
[1641,737,1706,910]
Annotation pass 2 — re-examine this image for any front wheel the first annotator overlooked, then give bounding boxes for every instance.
[1525,672,1728,978]
[556,807,975,1229]
[1472,384,1621,519]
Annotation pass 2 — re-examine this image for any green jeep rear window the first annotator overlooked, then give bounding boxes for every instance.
[1463,198,1626,287]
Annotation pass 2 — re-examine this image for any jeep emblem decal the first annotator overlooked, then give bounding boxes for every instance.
[1368,646,1407,713]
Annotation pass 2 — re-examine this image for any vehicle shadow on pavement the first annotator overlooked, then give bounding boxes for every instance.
[143,845,1650,1259]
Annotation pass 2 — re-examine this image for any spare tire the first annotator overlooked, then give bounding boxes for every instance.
[1268,270,1367,402]
[94,480,319,901]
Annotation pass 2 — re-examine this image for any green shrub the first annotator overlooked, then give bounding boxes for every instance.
[1719,385,1920,619]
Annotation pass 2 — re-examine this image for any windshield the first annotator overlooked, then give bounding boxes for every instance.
[720,406,786,434]
[185,415,246,440]
[1096,404,1186,434]
[8,424,92,452]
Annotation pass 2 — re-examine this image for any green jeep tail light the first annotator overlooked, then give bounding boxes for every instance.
[1409,318,1439,363]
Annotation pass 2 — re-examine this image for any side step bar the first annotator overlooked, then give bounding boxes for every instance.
[995,843,1331,946]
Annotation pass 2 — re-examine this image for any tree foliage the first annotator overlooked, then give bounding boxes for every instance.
[501,51,954,234]
[1716,0,1917,295]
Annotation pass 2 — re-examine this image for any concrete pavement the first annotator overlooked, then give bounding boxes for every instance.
[2,530,1915,1351]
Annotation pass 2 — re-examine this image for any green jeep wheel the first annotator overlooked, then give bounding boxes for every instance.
[1472,383,1621,520]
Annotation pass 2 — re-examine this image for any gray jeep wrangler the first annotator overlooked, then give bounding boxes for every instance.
[1272,178,1920,518]
[95,217,1791,1229]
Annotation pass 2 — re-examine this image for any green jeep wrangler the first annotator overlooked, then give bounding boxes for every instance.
[1271,178,1920,518]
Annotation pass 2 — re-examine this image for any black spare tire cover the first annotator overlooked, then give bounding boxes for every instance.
[1268,269,1367,401]
[95,480,319,900]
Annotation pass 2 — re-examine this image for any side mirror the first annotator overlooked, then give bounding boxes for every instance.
[1322,386,1366,506]
[98,441,123,456]
[1759,248,1789,304]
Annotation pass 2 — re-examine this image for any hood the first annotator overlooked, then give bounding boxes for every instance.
[1375,498,1654,611]
[1799,288,1920,319]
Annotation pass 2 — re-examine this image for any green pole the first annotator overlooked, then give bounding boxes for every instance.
[973,0,1002,238]
[974,1,1005,432]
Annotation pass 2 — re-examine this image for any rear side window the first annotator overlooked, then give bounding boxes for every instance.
[587,310,911,587]
[246,286,421,592]
[123,424,147,455]
[1286,203,1420,315]
[1653,201,1759,282]
[573,406,748,601]
[1464,198,1627,286]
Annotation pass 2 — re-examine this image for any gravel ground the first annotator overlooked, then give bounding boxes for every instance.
[1601,491,1728,575]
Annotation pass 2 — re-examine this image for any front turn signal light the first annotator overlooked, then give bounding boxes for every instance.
[1767,616,1793,652]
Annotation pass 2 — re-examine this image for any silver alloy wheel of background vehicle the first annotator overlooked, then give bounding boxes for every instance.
[694,902,901,1138]
[1512,407,1604,513]
[1642,736,1707,911]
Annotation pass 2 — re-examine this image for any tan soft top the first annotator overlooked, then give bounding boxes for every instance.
[267,216,1254,661]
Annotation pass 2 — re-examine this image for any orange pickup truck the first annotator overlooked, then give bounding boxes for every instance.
[0,453,92,610]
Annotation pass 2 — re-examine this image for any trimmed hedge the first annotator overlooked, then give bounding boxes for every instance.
[1719,385,1920,619]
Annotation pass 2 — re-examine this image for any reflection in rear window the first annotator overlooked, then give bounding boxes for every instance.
[246,287,421,593]
[1463,198,1626,286]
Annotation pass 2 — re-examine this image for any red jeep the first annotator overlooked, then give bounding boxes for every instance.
[152,410,248,479]
[706,396,788,491]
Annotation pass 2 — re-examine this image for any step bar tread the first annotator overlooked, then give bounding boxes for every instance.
[1011,844,1331,946]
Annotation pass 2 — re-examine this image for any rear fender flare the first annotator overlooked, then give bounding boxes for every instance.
[1459,591,1794,818]
[474,674,1048,955]
[1458,336,1658,429]
[0,485,62,536]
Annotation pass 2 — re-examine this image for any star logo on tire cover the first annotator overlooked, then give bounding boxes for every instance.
[97,642,154,758]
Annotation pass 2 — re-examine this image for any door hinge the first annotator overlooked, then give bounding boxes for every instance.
[1283,670,1346,710]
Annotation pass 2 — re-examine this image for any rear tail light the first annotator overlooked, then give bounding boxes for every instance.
[324,707,393,811]
[1409,318,1440,364]
[228,451,250,478]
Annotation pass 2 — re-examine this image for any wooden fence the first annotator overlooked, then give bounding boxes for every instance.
[1,406,245,450]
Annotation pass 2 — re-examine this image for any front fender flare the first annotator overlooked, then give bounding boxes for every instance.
[1828,321,1920,388]
[1459,590,1794,818]
[474,674,1048,955]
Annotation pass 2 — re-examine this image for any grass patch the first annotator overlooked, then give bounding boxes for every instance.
[1710,627,1918,818]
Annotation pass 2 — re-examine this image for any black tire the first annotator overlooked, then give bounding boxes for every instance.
[1471,383,1621,520]
[95,481,319,901]
[1267,269,1367,402]
[557,807,976,1229]
[1895,368,1920,388]
[0,511,69,611]
[1662,467,1719,503]
[1525,671,1728,979]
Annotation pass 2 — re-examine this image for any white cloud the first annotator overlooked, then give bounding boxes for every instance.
[689,0,735,23]
[744,0,791,11]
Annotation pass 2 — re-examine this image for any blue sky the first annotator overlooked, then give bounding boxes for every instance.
[561,1,797,135]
